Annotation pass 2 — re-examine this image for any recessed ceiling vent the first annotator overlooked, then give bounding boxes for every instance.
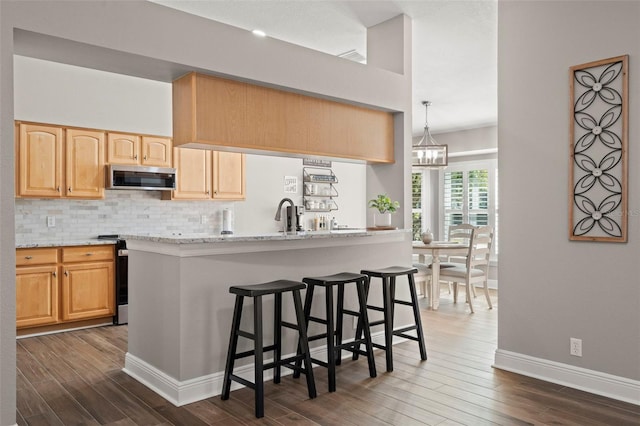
[337,49,366,64]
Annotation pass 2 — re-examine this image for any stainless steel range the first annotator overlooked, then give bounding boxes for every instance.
[98,235,128,325]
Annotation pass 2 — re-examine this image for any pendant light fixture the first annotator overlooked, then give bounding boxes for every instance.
[412,100,448,167]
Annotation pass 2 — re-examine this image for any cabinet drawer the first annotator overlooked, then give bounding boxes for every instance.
[62,245,114,263]
[16,248,59,266]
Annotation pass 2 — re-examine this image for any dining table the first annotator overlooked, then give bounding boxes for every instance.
[412,241,468,310]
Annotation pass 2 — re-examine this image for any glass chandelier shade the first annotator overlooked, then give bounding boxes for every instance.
[412,101,448,167]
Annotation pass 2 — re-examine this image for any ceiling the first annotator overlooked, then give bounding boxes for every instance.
[150,0,497,137]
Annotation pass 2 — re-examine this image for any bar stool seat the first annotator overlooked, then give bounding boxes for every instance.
[357,266,427,372]
[221,279,316,418]
[293,272,376,392]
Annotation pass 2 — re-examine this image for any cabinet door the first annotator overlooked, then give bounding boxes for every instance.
[213,151,245,200]
[16,265,59,328]
[17,123,63,197]
[61,261,114,321]
[66,128,105,198]
[141,136,172,167]
[170,148,212,200]
[107,133,140,165]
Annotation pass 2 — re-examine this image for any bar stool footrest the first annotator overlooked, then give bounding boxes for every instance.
[394,324,418,335]
[230,374,255,390]
[393,299,413,307]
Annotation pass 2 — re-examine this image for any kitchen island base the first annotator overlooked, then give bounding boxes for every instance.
[123,230,413,406]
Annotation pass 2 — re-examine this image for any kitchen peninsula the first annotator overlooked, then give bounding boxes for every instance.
[122,229,412,406]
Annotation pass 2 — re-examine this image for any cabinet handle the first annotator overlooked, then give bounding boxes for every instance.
[206,190,210,194]
[56,186,60,192]
[64,270,68,276]
[144,155,147,160]
[52,271,57,277]
[24,255,33,260]
[68,187,72,192]
[214,190,217,195]
[134,154,138,160]
[85,252,93,256]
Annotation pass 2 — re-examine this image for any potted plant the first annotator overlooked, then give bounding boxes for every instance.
[368,194,400,227]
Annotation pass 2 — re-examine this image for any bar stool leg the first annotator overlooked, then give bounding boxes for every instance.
[293,284,315,379]
[222,295,244,400]
[356,277,377,378]
[325,285,337,392]
[335,283,345,366]
[408,273,428,360]
[254,295,264,418]
[273,293,282,384]
[292,289,317,398]
[381,277,394,372]
[352,278,370,362]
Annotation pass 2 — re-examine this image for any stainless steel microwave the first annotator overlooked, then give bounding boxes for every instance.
[107,164,176,191]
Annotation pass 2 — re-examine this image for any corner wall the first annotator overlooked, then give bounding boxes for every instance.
[496,0,640,403]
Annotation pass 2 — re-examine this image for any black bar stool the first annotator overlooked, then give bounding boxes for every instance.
[221,280,316,418]
[293,272,377,392]
[356,266,427,372]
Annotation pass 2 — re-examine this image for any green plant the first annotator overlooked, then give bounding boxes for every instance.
[368,194,400,214]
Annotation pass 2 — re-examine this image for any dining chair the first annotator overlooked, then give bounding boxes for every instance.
[435,225,494,313]
[443,223,476,296]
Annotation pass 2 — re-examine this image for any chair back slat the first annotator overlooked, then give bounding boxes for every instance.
[465,226,493,270]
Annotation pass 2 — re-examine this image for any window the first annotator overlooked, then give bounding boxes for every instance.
[440,159,498,254]
[412,172,423,241]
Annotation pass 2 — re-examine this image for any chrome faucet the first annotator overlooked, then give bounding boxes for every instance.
[274,198,298,233]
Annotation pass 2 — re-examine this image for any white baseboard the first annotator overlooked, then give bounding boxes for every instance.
[124,329,393,406]
[494,349,640,406]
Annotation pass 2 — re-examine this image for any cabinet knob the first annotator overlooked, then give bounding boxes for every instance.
[56,186,60,192]
[24,255,33,260]
[134,154,138,160]
[85,252,93,256]
[206,190,210,195]
[214,190,217,195]
[144,155,147,160]
[52,271,57,277]
[68,187,72,192]
[64,270,68,276]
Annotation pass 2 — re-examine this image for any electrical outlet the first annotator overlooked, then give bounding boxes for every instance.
[46,216,55,228]
[570,337,582,357]
[200,215,208,224]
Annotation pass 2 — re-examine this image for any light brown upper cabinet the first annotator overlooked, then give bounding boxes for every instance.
[172,73,394,163]
[213,151,246,200]
[65,128,105,198]
[165,147,245,201]
[16,122,105,199]
[107,132,172,167]
[17,123,63,197]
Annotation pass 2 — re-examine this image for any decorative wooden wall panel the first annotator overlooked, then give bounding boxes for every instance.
[569,55,628,242]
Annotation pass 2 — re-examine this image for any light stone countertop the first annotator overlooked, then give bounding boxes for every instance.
[16,239,118,249]
[15,229,410,249]
[120,228,408,245]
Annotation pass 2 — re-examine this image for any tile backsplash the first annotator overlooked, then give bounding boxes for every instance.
[15,190,234,243]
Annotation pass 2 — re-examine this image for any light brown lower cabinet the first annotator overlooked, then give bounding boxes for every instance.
[16,245,115,330]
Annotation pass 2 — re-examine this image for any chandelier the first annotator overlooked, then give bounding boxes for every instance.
[412,101,448,167]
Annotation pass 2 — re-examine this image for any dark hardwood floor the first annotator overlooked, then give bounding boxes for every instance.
[16,289,640,425]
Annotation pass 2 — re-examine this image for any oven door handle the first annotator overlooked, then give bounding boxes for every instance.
[118,249,129,257]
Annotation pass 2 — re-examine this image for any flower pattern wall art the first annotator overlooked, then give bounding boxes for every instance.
[570,55,628,242]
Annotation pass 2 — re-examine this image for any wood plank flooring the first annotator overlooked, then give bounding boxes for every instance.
[16,289,640,425]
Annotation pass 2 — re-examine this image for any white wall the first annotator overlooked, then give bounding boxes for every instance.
[497,0,640,400]
[14,56,367,240]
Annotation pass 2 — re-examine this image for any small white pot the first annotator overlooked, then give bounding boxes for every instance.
[373,212,392,227]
